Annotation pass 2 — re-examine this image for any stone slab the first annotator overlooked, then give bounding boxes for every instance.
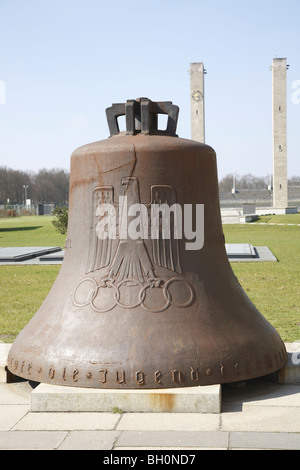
[0,246,61,261]
[225,243,256,258]
[228,246,277,262]
[279,342,300,384]
[0,344,12,382]
[30,383,222,413]
[0,405,29,431]
[0,257,63,265]
[222,405,300,433]
[115,430,229,449]
[13,410,120,431]
[116,412,220,431]
[229,431,300,450]
[0,382,31,404]
[39,250,65,261]
[0,430,67,450]
[221,213,258,224]
[0,245,277,265]
[57,430,120,450]
[256,207,298,215]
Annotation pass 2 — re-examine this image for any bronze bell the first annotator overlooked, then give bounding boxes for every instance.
[7,98,287,389]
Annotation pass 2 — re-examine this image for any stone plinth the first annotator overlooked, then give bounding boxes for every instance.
[279,343,300,384]
[30,383,222,413]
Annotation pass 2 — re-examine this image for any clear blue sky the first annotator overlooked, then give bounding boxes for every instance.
[0,0,299,180]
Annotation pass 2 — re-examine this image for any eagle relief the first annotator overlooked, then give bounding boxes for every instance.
[72,176,199,313]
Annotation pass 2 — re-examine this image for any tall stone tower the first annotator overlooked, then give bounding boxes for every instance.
[189,62,206,143]
[271,58,288,208]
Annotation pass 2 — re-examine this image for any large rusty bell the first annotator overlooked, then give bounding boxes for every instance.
[8,98,287,389]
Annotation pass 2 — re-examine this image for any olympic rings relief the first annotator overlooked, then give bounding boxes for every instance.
[72,276,194,313]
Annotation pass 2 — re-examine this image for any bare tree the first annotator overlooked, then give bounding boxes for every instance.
[219,173,270,192]
[0,166,69,205]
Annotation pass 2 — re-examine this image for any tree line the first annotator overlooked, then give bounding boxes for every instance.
[0,167,69,205]
[1,166,299,205]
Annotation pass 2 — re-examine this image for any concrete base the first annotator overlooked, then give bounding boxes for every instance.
[279,343,300,384]
[0,344,13,383]
[256,206,298,215]
[221,206,298,224]
[30,383,222,414]
[229,246,277,263]
[221,209,258,224]
[0,246,61,262]
[222,215,258,224]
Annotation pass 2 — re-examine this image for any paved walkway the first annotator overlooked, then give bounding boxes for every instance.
[256,222,300,226]
[1,378,300,450]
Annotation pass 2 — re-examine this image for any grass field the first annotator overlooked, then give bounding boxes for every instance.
[0,214,300,343]
[0,216,63,342]
[0,215,66,248]
[223,216,300,342]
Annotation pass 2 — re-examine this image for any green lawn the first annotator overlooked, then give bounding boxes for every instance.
[223,217,300,342]
[0,214,300,343]
[0,215,66,248]
[0,216,63,342]
[0,265,60,342]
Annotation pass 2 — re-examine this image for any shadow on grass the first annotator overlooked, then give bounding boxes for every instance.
[0,226,42,232]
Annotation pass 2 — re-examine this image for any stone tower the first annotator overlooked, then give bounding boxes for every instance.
[189,63,206,143]
[271,58,288,208]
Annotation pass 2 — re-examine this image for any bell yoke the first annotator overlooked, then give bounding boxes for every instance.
[7,98,287,389]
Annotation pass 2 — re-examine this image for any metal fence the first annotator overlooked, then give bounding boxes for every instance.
[0,203,56,217]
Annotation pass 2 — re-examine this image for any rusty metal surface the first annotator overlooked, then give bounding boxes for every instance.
[7,99,287,389]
